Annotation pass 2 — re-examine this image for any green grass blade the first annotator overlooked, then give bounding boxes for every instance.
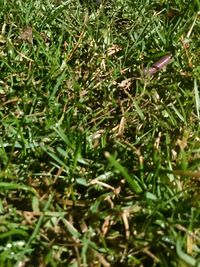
[0,182,38,196]
[105,152,142,193]
[176,238,198,267]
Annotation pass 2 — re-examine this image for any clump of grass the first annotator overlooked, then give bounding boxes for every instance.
[0,0,200,266]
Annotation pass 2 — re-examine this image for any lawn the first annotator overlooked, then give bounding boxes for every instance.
[0,0,200,266]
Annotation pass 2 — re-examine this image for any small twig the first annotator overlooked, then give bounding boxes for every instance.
[143,247,160,263]
[175,224,200,242]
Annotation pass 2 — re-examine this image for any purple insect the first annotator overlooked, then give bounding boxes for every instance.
[143,54,173,76]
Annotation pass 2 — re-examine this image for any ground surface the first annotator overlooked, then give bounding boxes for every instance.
[0,0,200,266]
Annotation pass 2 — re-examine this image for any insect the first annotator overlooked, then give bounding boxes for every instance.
[144,54,173,76]
[19,26,33,44]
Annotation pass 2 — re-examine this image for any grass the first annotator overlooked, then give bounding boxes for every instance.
[0,0,200,266]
